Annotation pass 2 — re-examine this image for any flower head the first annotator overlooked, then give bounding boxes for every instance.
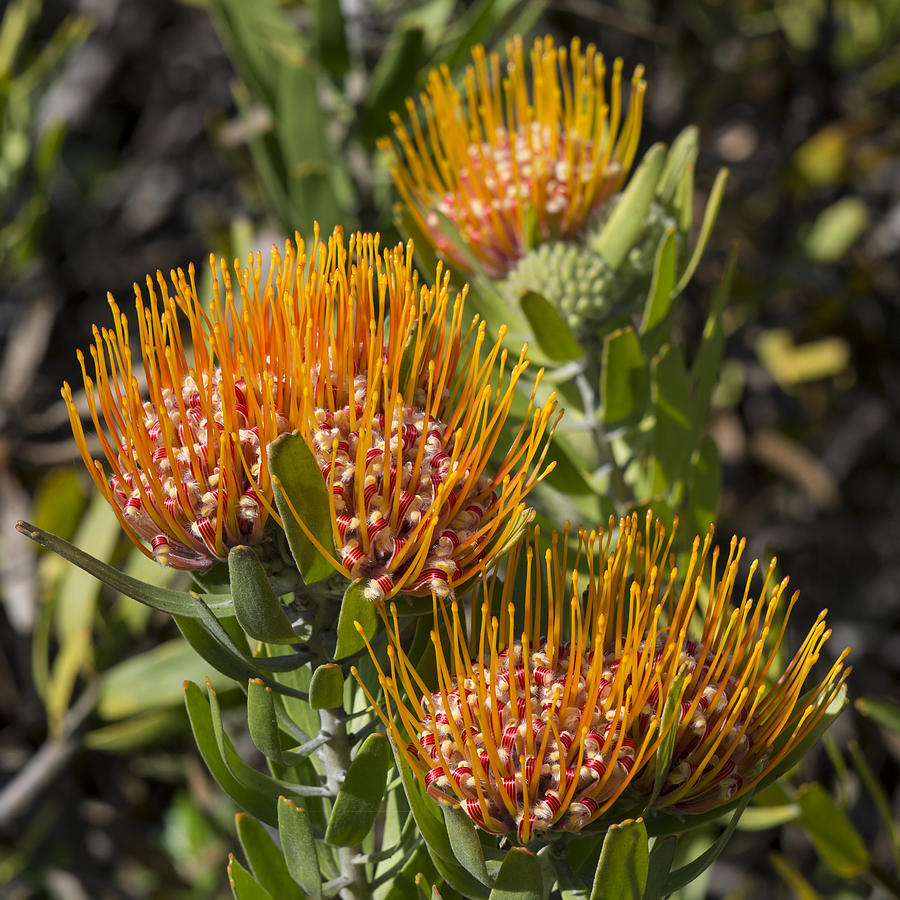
[354,514,848,844]
[269,230,559,601]
[381,35,646,278]
[64,247,304,569]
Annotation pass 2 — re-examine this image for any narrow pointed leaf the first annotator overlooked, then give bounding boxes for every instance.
[651,344,693,492]
[230,546,297,643]
[392,743,458,866]
[309,663,344,709]
[674,159,694,235]
[643,835,678,900]
[430,846,492,899]
[325,733,390,846]
[247,678,284,762]
[646,669,688,811]
[490,846,543,900]
[335,579,376,660]
[690,247,735,429]
[361,26,424,141]
[797,782,868,877]
[443,806,491,886]
[313,0,349,79]
[592,144,666,271]
[589,818,648,900]
[639,227,678,345]
[520,291,583,363]
[16,521,233,617]
[206,679,319,807]
[602,327,648,423]
[184,680,277,824]
[674,167,728,296]
[662,792,752,892]
[236,813,304,899]
[269,432,337,586]
[175,611,260,683]
[227,854,275,900]
[278,797,323,900]
[657,126,699,204]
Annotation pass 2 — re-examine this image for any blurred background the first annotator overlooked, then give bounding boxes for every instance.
[1,0,899,897]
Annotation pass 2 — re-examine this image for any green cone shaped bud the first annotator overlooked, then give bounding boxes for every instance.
[501,199,681,345]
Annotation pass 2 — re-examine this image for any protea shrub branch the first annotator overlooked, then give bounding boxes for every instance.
[355,513,849,846]
[381,35,646,278]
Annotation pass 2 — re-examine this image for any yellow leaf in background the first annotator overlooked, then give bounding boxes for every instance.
[803,195,869,261]
[770,851,824,900]
[794,123,848,187]
[756,328,851,386]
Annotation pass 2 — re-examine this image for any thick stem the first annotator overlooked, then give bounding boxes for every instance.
[317,706,372,900]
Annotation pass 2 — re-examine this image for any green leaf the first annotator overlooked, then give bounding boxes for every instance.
[362,27,424,142]
[16,521,233,618]
[392,742,458,866]
[231,80,292,228]
[430,846,492,899]
[638,227,678,349]
[97,638,235,720]
[690,247,735,429]
[276,61,347,233]
[651,344,693,494]
[247,679,289,763]
[227,853,275,900]
[601,327,648,423]
[269,432,337,586]
[673,167,728,296]
[592,144,666,271]
[523,205,541,251]
[688,437,721,535]
[309,663,344,709]
[325,733,391,846]
[656,126,698,205]
[230,546,297,643]
[589,819,648,900]
[175,611,261,684]
[662,792,752,892]
[520,291,583,363]
[236,813,304,900]
[313,0,349,80]
[443,806,491,887]
[278,797,323,900]
[796,782,869,878]
[490,846,543,900]
[646,669,688,811]
[643,835,678,900]
[185,680,278,825]
[85,708,187,752]
[335,579,377,660]
[206,679,316,807]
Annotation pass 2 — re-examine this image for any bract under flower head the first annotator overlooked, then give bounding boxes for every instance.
[269,229,559,601]
[381,35,646,278]
[354,513,849,844]
[64,245,305,569]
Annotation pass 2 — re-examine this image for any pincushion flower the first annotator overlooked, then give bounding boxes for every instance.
[265,230,559,601]
[381,35,646,278]
[64,248,302,569]
[355,514,849,844]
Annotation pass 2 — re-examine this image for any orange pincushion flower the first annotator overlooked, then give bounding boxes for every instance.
[269,230,559,601]
[381,35,646,278]
[63,249,303,569]
[355,514,849,843]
